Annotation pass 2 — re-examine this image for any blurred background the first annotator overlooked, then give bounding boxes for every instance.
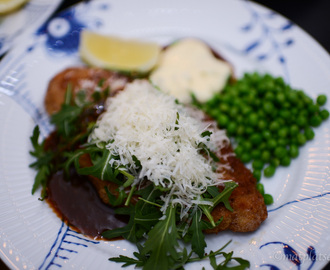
[254,0,330,53]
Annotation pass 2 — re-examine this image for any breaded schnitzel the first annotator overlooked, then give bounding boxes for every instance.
[45,66,267,233]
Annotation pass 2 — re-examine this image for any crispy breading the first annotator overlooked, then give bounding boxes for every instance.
[45,67,129,114]
[207,145,268,233]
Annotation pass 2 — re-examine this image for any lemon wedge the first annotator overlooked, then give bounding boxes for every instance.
[0,0,28,15]
[79,30,161,73]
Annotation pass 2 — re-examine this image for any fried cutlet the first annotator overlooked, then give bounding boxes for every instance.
[44,67,129,115]
[45,66,267,233]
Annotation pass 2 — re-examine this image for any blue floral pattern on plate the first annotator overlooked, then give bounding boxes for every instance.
[0,0,63,56]
[33,1,110,56]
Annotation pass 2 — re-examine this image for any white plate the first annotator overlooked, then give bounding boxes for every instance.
[0,0,63,56]
[1,0,330,269]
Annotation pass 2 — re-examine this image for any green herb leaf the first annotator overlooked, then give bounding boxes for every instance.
[105,186,127,206]
[209,250,250,270]
[211,181,238,212]
[190,209,206,258]
[29,126,53,197]
[75,148,119,181]
[141,205,180,270]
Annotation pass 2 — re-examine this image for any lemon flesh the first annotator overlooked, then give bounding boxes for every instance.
[79,30,161,73]
[0,0,28,15]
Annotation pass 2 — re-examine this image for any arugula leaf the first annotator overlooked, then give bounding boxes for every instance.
[141,205,180,270]
[29,126,53,197]
[102,206,138,242]
[103,185,162,242]
[190,209,206,258]
[31,165,50,198]
[75,148,120,181]
[105,186,127,206]
[210,181,238,212]
[50,85,84,138]
[209,250,250,270]
[109,254,144,268]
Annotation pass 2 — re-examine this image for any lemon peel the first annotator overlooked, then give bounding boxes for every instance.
[0,0,29,15]
[79,30,161,73]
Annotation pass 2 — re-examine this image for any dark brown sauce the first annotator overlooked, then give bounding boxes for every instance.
[46,170,128,240]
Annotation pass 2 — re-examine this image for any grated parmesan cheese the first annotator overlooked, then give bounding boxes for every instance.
[90,80,230,217]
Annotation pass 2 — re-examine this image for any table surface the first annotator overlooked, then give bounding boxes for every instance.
[0,0,329,269]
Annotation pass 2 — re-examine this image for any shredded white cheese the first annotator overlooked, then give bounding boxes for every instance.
[90,80,230,217]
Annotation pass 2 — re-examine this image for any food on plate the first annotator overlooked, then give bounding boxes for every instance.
[150,38,232,103]
[41,67,268,234]
[79,30,161,74]
[201,72,329,181]
[29,33,327,270]
[30,65,267,268]
[44,67,129,114]
[0,0,29,15]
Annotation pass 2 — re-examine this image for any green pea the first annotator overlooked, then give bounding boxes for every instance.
[245,126,254,135]
[250,133,262,145]
[240,152,252,163]
[291,107,299,116]
[251,149,261,159]
[236,125,245,136]
[248,113,259,126]
[242,141,252,151]
[256,183,265,194]
[234,145,244,157]
[262,130,272,140]
[267,138,277,150]
[275,77,285,87]
[279,109,290,119]
[259,142,267,150]
[254,170,262,182]
[263,101,274,115]
[219,103,230,112]
[217,114,229,128]
[310,115,322,127]
[308,103,319,114]
[269,121,280,131]
[264,92,275,101]
[241,105,252,115]
[280,156,291,166]
[229,107,239,118]
[261,150,271,162]
[320,109,329,120]
[209,108,219,118]
[297,133,306,146]
[276,92,286,104]
[270,158,280,167]
[264,165,276,177]
[289,144,299,158]
[290,125,300,136]
[278,128,288,138]
[263,194,274,205]
[274,146,287,159]
[304,127,315,140]
[252,160,264,170]
[277,138,288,146]
[258,119,267,130]
[316,94,327,106]
[227,122,237,136]
[296,115,307,128]
[288,91,298,103]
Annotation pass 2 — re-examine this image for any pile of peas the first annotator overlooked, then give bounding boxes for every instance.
[203,72,329,205]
